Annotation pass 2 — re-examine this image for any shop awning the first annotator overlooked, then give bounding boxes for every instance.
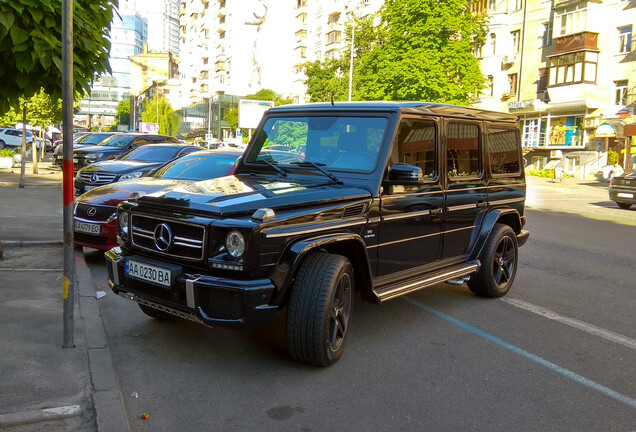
[624,123,636,137]
[594,120,625,138]
[543,100,597,112]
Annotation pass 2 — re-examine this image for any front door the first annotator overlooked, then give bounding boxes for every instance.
[376,118,444,276]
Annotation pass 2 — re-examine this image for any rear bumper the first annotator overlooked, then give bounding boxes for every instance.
[609,189,636,204]
[105,248,278,329]
[73,219,118,251]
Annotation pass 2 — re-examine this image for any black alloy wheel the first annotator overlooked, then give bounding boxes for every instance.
[287,252,354,367]
[468,223,518,298]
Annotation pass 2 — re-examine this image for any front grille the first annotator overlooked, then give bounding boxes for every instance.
[75,203,116,221]
[196,288,243,320]
[131,214,205,261]
[79,171,117,185]
[75,232,108,245]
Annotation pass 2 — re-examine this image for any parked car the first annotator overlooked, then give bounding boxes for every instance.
[105,102,529,366]
[53,132,122,167]
[74,144,201,195]
[0,128,39,149]
[609,171,636,209]
[73,148,243,250]
[73,133,179,170]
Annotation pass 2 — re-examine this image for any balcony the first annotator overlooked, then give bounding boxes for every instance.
[554,31,599,55]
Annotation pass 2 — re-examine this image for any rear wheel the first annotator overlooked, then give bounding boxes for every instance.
[0,140,5,149]
[286,252,354,367]
[468,223,518,298]
[617,202,632,209]
[138,303,177,321]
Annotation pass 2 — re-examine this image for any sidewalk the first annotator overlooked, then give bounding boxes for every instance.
[0,158,128,431]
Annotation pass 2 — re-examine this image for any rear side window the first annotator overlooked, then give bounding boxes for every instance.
[488,128,521,176]
[447,123,480,179]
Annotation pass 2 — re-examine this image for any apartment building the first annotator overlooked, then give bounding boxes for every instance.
[473,0,635,177]
[135,0,181,56]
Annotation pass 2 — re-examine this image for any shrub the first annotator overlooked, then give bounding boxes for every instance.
[526,169,570,179]
[0,148,16,158]
[607,150,619,166]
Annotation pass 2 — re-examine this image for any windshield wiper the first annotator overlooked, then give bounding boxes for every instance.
[253,159,287,177]
[292,161,341,184]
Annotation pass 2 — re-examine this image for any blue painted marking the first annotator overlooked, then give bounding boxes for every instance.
[402,296,636,410]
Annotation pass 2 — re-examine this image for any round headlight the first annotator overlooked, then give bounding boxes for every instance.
[225,230,245,258]
[118,211,129,237]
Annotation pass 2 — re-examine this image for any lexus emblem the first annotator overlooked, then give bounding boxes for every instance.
[90,174,100,183]
[153,223,173,251]
[87,207,97,217]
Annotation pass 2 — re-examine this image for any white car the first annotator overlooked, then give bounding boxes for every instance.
[0,128,44,149]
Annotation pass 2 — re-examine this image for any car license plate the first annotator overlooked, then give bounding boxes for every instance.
[125,259,172,287]
[74,221,100,235]
[617,192,633,198]
[85,185,97,191]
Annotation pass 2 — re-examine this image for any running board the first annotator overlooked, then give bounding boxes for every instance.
[373,261,480,303]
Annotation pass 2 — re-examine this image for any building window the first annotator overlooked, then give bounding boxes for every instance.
[555,6,587,37]
[514,0,522,11]
[326,30,341,45]
[490,33,496,56]
[615,80,628,105]
[511,30,520,54]
[619,25,632,53]
[296,12,307,24]
[508,73,518,96]
[297,0,308,7]
[487,75,494,97]
[488,0,496,11]
[295,30,307,42]
[548,51,597,86]
[542,22,552,46]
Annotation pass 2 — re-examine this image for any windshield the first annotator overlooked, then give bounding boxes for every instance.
[152,153,238,181]
[97,135,135,148]
[121,146,181,162]
[244,116,387,173]
[80,133,116,145]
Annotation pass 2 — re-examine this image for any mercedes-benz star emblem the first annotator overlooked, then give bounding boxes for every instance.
[153,223,173,251]
[87,207,97,217]
[90,174,100,184]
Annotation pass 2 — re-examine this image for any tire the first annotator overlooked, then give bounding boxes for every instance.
[617,202,632,210]
[138,303,177,321]
[286,252,354,367]
[468,223,518,298]
[0,140,5,149]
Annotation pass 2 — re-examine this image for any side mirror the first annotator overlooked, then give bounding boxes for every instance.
[384,164,425,186]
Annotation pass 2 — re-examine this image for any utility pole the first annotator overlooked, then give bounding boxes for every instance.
[62,0,75,348]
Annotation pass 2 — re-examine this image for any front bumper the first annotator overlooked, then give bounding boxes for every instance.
[105,248,278,329]
[73,219,118,251]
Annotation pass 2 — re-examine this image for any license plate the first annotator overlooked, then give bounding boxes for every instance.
[85,185,97,191]
[617,192,633,198]
[125,259,172,287]
[74,221,100,235]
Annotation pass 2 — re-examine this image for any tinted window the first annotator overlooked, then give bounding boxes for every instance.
[153,154,238,181]
[391,119,437,180]
[447,123,480,179]
[82,133,116,144]
[488,128,521,175]
[121,146,182,162]
[98,135,135,147]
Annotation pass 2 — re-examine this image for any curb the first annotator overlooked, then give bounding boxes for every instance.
[0,405,82,428]
[2,240,63,247]
[75,248,130,431]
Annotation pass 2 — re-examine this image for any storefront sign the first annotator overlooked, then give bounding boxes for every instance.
[508,100,537,111]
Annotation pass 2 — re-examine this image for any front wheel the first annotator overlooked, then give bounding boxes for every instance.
[0,140,5,149]
[617,202,632,210]
[468,223,518,298]
[286,252,354,367]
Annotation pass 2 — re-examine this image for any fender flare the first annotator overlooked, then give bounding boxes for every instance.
[468,208,522,261]
[269,232,372,305]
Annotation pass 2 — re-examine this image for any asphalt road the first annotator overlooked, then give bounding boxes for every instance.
[84,182,636,431]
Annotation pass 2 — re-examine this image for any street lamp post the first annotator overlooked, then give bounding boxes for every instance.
[217,91,224,140]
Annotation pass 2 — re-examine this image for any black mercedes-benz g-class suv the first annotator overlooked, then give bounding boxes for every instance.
[105,102,529,366]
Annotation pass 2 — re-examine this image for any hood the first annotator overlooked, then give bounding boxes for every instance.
[79,160,161,174]
[135,175,371,216]
[76,177,194,207]
[74,145,122,154]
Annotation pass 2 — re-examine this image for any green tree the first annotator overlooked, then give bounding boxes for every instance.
[110,100,130,130]
[0,0,117,112]
[141,96,181,136]
[243,89,293,106]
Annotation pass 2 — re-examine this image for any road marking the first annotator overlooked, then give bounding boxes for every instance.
[402,296,636,410]
[501,298,636,350]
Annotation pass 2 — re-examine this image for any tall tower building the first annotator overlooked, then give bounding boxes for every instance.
[135,0,181,56]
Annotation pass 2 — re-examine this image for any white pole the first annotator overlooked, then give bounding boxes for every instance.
[348,19,355,102]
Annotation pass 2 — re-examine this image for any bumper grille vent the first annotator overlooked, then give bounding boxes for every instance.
[131,215,205,261]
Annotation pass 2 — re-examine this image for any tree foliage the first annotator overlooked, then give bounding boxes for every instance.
[0,0,118,113]
[141,96,181,136]
[305,0,487,105]
[109,100,130,130]
[243,89,293,106]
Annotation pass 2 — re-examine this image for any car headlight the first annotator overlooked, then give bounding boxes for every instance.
[118,171,143,181]
[118,211,129,238]
[225,230,245,258]
[86,153,103,160]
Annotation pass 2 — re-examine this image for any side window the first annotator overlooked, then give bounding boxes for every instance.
[488,128,521,176]
[133,137,151,144]
[447,123,480,179]
[391,119,437,180]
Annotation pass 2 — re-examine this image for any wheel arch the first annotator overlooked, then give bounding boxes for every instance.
[469,208,521,261]
[269,233,372,305]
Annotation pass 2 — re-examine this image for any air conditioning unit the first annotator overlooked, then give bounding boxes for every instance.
[502,55,516,65]
[583,117,599,129]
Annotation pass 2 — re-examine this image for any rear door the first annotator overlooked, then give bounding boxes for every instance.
[441,120,486,259]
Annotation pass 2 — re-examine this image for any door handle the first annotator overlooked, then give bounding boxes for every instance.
[476,201,488,208]
[429,208,443,216]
